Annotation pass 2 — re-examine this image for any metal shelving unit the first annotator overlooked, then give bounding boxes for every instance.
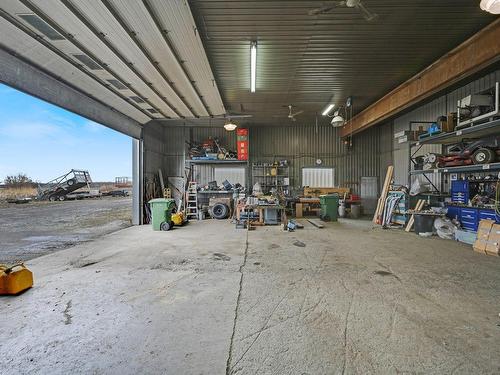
[410,162,500,175]
[408,118,500,194]
[251,163,290,194]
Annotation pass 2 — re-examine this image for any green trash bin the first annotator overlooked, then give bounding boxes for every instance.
[319,194,339,222]
[148,198,176,231]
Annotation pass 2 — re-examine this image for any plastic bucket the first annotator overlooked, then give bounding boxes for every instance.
[350,204,361,219]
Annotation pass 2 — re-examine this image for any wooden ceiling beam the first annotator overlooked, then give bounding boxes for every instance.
[340,18,500,138]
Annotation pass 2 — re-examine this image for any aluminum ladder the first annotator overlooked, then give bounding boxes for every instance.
[186,182,199,219]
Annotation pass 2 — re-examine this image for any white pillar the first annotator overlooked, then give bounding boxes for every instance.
[132,137,143,225]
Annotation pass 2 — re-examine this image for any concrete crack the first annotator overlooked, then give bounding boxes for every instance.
[63,300,72,325]
[225,230,250,375]
[341,292,354,375]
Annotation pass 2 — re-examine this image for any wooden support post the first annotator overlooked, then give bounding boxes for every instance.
[373,166,394,224]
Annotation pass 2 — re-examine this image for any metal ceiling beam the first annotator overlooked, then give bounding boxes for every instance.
[0,47,142,139]
[340,19,500,137]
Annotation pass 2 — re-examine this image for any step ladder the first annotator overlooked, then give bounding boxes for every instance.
[186,182,199,219]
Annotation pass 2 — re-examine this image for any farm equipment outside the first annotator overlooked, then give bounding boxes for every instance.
[38,170,92,201]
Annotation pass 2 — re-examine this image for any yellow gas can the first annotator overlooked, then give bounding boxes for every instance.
[171,211,185,226]
[0,264,33,295]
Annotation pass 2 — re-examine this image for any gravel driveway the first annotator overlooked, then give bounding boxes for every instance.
[0,197,131,263]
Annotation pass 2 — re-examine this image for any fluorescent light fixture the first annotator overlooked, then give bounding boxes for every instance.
[331,114,345,127]
[250,42,257,93]
[224,121,237,131]
[322,104,335,116]
[480,0,500,13]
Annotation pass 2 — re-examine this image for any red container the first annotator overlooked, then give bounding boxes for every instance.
[236,128,248,136]
[236,128,248,160]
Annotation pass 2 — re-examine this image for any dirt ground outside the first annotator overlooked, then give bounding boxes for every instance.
[0,197,131,263]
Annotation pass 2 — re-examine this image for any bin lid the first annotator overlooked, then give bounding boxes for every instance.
[148,198,175,204]
[319,194,340,199]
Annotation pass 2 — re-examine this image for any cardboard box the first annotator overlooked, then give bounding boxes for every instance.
[485,223,500,256]
[473,220,494,254]
[445,112,457,133]
[473,220,500,256]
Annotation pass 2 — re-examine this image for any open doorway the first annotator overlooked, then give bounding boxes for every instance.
[0,84,133,263]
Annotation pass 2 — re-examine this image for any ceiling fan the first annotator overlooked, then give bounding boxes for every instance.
[274,105,304,122]
[309,0,378,21]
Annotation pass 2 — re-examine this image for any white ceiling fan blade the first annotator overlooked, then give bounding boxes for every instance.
[291,110,304,117]
[356,2,378,21]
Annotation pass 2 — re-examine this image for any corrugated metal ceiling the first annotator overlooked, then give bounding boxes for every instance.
[189,0,496,127]
[0,0,226,126]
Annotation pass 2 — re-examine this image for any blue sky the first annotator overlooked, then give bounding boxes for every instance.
[0,84,131,182]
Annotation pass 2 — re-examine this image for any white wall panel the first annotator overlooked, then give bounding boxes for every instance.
[302,168,335,188]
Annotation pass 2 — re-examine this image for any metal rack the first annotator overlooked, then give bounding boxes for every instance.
[408,118,500,194]
[251,163,290,194]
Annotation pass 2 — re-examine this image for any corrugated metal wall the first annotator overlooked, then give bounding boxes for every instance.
[153,123,393,195]
[248,124,391,194]
[393,69,500,187]
[143,121,166,180]
[148,69,499,198]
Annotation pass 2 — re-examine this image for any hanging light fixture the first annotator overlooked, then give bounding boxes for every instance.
[250,41,257,93]
[330,108,345,127]
[224,120,237,131]
[330,113,345,127]
[480,0,500,13]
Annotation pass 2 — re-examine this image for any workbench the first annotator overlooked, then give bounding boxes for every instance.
[236,204,284,224]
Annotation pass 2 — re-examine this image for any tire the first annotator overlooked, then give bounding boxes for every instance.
[211,203,229,219]
[58,195,66,201]
[49,195,57,202]
[160,222,171,231]
[67,178,75,186]
[472,148,495,164]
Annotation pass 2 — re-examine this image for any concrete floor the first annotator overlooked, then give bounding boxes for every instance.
[1,219,499,374]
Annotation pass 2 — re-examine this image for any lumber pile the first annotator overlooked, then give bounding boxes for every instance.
[373,166,394,225]
[303,187,350,197]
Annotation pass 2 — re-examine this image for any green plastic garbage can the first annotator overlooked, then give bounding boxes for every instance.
[320,194,339,222]
[148,198,176,231]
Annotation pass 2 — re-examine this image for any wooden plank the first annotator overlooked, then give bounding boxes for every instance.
[295,203,303,218]
[340,19,500,138]
[405,200,425,232]
[303,187,350,197]
[307,219,324,228]
[373,166,394,224]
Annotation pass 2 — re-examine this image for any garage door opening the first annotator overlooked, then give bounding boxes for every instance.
[0,84,133,263]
